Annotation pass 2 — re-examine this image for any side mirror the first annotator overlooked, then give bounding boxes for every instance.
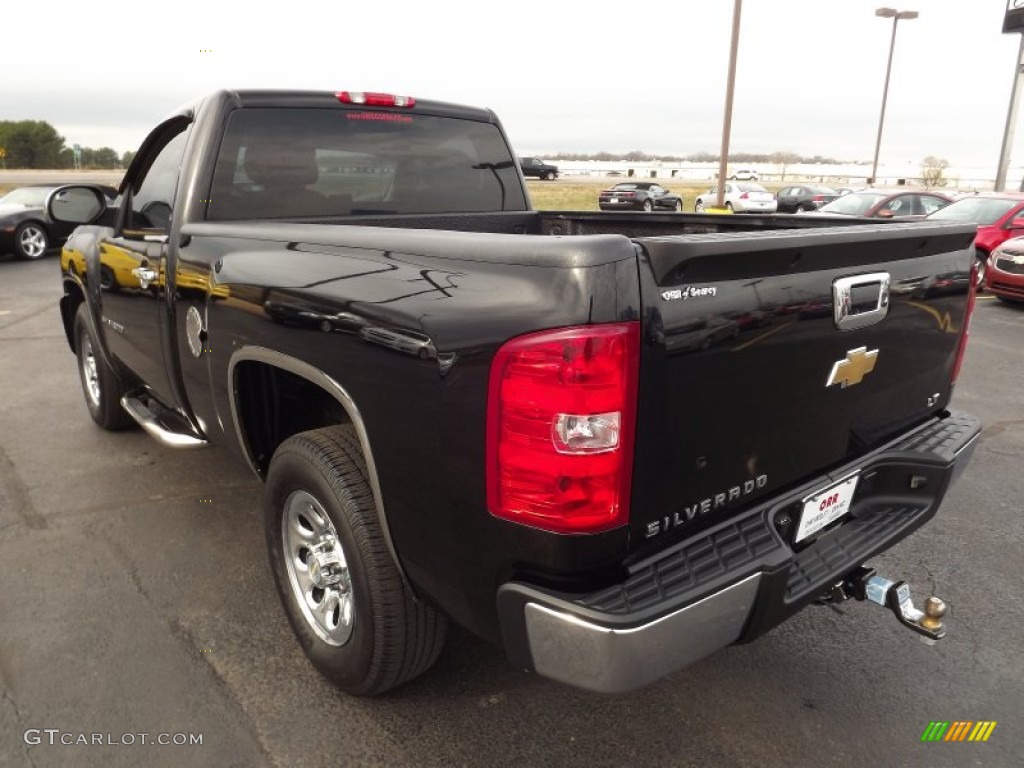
[876,208,895,219]
[46,185,108,225]
[1010,217,1024,229]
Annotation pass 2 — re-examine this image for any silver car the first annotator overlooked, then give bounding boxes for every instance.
[695,182,777,214]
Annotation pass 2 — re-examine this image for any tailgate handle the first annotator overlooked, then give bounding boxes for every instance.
[833,272,890,331]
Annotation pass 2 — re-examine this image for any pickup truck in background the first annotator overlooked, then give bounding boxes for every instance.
[49,88,980,696]
[518,156,559,180]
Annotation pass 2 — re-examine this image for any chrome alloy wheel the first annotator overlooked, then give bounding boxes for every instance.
[18,225,47,258]
[282,490,354,646]
[80,334,101,408]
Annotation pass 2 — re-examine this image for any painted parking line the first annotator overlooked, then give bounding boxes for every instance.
[731,319,797,352]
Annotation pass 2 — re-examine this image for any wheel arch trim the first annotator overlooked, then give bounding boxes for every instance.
[227,345,407,583]
[62,272,120,375]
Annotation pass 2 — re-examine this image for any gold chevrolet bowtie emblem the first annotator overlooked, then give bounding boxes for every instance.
[826,347,879,388]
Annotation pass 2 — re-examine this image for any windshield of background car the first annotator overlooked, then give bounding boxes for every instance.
[0,187,53,207]
[927,197,1018,226]
[208,108,527,219]
[737,183,767,193]
[819,192,887,215]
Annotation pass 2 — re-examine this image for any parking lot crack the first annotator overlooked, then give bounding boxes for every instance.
[49,484,259,525]
[0,335,66,343]
[978,418,1024,442]
[97,534,278,767]
[0,671,39,768]
[0,444,46,530]
[0,302,54,333]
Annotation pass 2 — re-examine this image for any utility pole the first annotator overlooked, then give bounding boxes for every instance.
[716,0,742,208]
[995,0,1024,191]
[995,33,1024,191]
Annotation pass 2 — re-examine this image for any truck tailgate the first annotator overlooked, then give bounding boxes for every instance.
[628,222,977,549]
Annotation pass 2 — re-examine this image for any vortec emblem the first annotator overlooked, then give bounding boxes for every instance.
[826,347,878,389]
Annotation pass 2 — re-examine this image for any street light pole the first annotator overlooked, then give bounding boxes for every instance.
[870,7,918,186]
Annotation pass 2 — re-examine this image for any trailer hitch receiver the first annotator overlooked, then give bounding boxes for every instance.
[820,566,947,645]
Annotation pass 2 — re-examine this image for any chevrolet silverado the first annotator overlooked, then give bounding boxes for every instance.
[49,88,980,696]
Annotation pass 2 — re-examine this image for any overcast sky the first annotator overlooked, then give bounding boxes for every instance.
[4,0,1023,172]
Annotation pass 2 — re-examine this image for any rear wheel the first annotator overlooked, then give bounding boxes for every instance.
[265,426,447,695]
[13,222,49,260]
[642,199,654,212]
[672,200,681,212]
[726,202,734,212]
[73,305,134,430]
[695,200,705,213]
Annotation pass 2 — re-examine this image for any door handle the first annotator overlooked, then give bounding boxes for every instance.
[132,267,159,288]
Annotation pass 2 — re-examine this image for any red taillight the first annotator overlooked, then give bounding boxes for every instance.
[486,322,640,534]
[812,195,824,202]
[951,262,978,384]
[336,91,416,107]
[740,192,749,200]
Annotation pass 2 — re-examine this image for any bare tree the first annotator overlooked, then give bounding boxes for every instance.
[770,151,801,181]
[920,156,949,189]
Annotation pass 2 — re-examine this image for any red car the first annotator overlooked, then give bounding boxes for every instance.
[926,192,1024,286]
[985,236,1024,303]
[812,189,952,220]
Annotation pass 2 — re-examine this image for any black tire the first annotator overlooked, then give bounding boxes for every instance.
[265,426,447,696]
[642,199,654,212]
[99,265,117,292]
[695,200,705,213]
[13,221,49,260]
[542,171,554,181]
[673,200,682,212]
[975,250,988,291]
[725,202,734,212]
[73,304,134,430]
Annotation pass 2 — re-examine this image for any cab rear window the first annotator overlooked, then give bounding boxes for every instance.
[207,108,527,220]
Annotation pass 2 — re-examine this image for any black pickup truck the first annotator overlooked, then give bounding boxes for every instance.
[49,89,980,696]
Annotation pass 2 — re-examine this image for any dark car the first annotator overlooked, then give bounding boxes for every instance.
[775,184,839,213]
[519,156,559,180]
[812,189,952,220]
[0,184,116,260]
[599,182,683,212]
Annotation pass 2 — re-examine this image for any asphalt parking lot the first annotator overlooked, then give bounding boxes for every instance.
[0,253,1021,767]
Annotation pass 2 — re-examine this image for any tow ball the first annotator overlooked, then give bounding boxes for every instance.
[818,566,947,645]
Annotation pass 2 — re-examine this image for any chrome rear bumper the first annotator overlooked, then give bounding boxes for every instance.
[521,574,760,693]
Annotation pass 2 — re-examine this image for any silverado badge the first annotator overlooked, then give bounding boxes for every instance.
[826,347,878,388]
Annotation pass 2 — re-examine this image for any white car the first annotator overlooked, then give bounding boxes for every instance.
[695,183,777,214]
[729,169,759,181]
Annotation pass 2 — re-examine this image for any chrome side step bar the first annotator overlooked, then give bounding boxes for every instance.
[120,396,207,449]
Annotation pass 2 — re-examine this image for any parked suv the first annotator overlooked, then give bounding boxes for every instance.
[519,157,559,180]
[729,169,759,181]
